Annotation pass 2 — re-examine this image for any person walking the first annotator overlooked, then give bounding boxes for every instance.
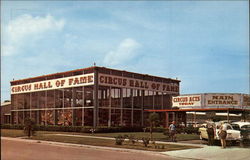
[169,121,177,142]
[219,122,227,148]
[206,122,215,146]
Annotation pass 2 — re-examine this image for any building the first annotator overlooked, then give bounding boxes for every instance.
[1,101,12,124]
[10,66,180,127]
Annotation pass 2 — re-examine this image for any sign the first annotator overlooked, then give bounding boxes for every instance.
[98,73,179,93]
[172,95,201,108]
[242,95,250,106]
[242,94,250,109]
[205,94,240,107]
[11,73,94,94]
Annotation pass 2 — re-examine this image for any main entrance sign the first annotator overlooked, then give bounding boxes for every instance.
[172,93,248,109]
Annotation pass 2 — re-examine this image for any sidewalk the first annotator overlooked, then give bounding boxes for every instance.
[162,145,250,160]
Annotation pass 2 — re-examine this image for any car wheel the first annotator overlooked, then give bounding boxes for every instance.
[200,134,206,140]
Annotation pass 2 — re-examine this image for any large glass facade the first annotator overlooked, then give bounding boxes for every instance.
[10,67,180,127]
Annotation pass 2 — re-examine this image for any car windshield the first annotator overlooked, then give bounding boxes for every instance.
[241,125,250,130]
[231,124,240,130]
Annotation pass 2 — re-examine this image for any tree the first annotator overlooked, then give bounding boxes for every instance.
[148,112,160,140]
[24,118,36,137]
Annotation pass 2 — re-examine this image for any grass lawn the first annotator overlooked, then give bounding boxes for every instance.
[89,132,200,141]
[1,129,200,152]
[1,129,26,137]
[30,134,199,152]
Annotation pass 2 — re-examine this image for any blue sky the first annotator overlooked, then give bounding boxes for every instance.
[1,1,249,102]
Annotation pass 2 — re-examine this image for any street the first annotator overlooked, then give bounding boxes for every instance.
[1,138,177,160]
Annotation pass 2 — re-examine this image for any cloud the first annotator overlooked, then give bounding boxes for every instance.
[103,38,141,66]
[2,14,65,56]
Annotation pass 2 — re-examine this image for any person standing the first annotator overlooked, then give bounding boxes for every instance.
[169,121,177,142]
[219,122,227,148]
[207,122,215,146]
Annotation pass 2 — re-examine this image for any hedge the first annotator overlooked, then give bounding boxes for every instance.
[1,124,199,134]
[0,124,144,133]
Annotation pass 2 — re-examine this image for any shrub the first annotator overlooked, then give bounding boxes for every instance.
[184,126,199,134]
[128,135,136,145]
[2,124,144,133]
[1,124,24,130]
[163,129,170,136]
[23,118,36,137]
[142,137,150,147]
[115,135,125,145]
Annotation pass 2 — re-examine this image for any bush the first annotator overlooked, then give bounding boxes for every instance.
[1,124,145,133]
[115,135,125,145]
[128,135,136,145]
[152,127,166,133]
[142,137,150,147]
[183,126,199,134]
[23,118,36,137]
[1,124,24,130]
[163,129,170,136]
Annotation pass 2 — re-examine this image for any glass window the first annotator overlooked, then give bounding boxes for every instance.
[64,88,72,108]
[55,89,63,108]
[134,89,142,109]
[31,92,38,109]
[23,93,30,109]
[75,87,84,107]
[123,88,132,108]
[64,109,72,126]
[46,110,54,125]
[38,91,46,109]
[111,87,121,108]
[16,94,24,110]
[84,86,94,106]
[154,92,163,109]
[241,125,250,130]
[74,109,83,126]
[144,90,153,109]
[231,124,240,130]
[98,86,110,108]
[47,90,55,108]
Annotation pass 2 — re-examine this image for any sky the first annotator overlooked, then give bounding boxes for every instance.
[1,1,249,102]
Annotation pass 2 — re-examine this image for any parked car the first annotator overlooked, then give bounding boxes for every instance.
[199,122,241,142]
[231,122,250,145]
[231,121,250,131]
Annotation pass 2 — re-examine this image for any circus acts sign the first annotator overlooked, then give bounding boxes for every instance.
[172,95,201,108]
[11,73,94,94]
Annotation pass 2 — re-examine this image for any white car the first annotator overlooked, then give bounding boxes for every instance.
[231,122,250,141]
[199,122,241,142]
[231,122,250,130]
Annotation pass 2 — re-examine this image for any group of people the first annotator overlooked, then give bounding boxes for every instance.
[207,121,227,148]
[168,121,228,148]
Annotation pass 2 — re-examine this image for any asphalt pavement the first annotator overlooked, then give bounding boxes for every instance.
[1,137,179,160]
